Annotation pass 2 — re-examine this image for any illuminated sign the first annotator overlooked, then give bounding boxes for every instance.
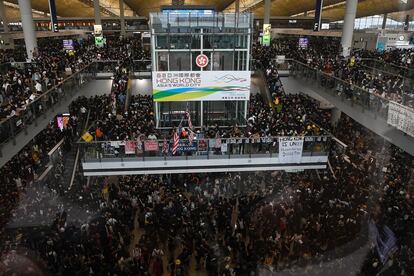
[152,71,251,102]
[262,24,271,46]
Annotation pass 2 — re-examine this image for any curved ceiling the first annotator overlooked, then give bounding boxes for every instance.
[123,0,235,16]
[2,0,414,22]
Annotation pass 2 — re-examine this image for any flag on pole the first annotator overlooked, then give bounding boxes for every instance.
[162,137,168,154]
[172,130,179,155]
[214,131,221,148]
[185,109,193,130]
[188,130,195,144]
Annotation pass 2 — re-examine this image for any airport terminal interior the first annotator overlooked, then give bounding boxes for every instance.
[1,0,414,275]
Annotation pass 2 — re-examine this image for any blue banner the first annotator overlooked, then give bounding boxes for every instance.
[48,0,59,32]
[176,140,198,152]
[313,0,323,32]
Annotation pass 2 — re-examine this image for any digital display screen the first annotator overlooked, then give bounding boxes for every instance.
[63,39,74,50]
[299,37,309,49]
[56,113,70,131]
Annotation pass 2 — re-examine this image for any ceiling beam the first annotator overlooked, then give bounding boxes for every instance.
[78,0,117,16]
[224,0,265,13]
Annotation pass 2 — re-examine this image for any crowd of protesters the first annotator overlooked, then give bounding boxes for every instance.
[0,36,149,120]
[255,38,414,107]
[0,36,413,275]
[356,48,414,68]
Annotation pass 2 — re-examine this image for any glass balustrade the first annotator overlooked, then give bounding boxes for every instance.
[0,63,96,146]
[78,135,330,163]
[289,60,391,119]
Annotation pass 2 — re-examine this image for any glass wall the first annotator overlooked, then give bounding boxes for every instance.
[331,14,414,31]
[150,12,252,72]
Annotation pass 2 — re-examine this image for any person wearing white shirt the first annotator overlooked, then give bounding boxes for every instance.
[35,81,42,93]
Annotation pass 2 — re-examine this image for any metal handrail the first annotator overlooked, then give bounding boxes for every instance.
[77,135,331,145]
[78,135,331,163]
[0,62,94,125]
[289,59,391,104]
[359,58,414,74]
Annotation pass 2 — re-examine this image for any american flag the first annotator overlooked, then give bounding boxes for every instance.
[162,137,168,154]
[214,131,221,148]
[172,130,179,155]
[188,130,195,144]
[185,109,193,130]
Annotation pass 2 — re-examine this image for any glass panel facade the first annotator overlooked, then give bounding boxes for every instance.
[150,11,252,128]
[332,14,414,31]
[150,11,252,72]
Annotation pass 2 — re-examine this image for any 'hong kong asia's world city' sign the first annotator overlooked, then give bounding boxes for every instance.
[152,71,251,102]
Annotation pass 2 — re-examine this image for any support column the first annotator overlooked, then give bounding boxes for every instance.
[235,0,240,13]
[119,0,126,36]
[340,0,357,57]
[93,0,101,26]
[381,13,387,29]
[18,0,37,60]
[330,108,341,128]
[313,0,323,32]
[0,0,9,33]
[403,15,410,31]
[264,0,271,25]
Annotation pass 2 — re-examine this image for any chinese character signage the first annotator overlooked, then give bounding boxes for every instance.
[152,71,250,102]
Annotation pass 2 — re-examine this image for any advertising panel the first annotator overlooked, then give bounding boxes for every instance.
[278,137,304,163]
[152,71,250,102]
[299,37,309,49]
[63,39,74,50]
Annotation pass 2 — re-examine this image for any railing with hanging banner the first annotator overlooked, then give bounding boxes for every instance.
[289,59,414,138]
[78,135,331,163]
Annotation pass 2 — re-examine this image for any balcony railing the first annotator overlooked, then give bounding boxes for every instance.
[289,59,391,119]
[78,135,331,163]
[0,63,96,147]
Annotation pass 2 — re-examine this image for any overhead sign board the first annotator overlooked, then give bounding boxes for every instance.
[299,37,309,49]
[152,71,251,102]
[95,36,105,46]
[94,25,103,36]
[262,24,271,46]
[63,39,74,50]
